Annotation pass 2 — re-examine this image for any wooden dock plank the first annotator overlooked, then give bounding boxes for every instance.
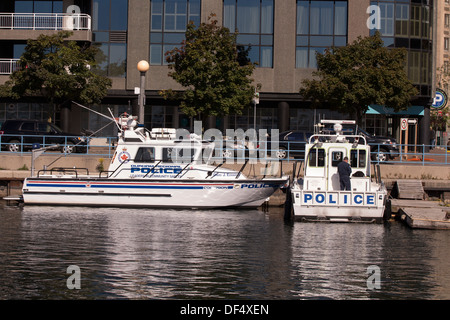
[390,199,442,213]
[400,207,450,229]
[396,180,424,200]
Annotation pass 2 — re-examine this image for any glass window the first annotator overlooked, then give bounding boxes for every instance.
[297,1,309,34]
[34,1,52,13]
[13,44,26,59]
[237,0,260,33]
[109,43,127,77]
[110,0,128,31]
[21,122,35,131]
[163,147,195,163]
[92,0,128,78]
[224,0,236,31]
[408,51,420,84]
[310,1,333,35]
[53,1,63,13]
[350,150,366,168]
[135,148,155,162]
[92,43,109,76]
[296,1,348,68]
[379,2,394,36]
[334,1,347,35]
[395,3,409,36]
[93,0,110,31]
[308,148,325,167]
[150,0,200,65]
[150,44,162,65]
[331,151,344,167]
[224,0,274,68]
[296,47,308,68]
[14,1,33,13]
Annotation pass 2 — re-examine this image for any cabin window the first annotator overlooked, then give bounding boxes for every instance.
[163,147,195,163]
[134,147,155,162]
[350,149,366,168]
[308,148,325,167]
[331,151,344,167]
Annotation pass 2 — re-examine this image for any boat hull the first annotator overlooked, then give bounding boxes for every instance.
[290,189,387,223]
[22,177,287,208]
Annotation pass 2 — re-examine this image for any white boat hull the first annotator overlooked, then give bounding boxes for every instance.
[290,189,387,223]
[22,177,287,208]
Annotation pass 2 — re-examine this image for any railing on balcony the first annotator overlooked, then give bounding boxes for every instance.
[0,59,20,75]
[0,13,91,31]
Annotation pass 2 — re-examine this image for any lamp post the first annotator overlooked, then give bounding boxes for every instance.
[137,60,149,124]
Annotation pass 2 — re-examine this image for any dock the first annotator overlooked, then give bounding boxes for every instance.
[390,200,450,230]
[388,178,450,229]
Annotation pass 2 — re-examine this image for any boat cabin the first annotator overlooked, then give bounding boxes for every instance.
[107,114,219,179]
[303,120,372,192]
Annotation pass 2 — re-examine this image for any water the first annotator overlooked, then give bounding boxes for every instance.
[1,203,450,300]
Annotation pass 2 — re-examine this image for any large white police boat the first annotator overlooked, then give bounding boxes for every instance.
[21,113,289,208]
[289,120,388,223]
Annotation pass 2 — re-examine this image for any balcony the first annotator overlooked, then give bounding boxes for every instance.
[0,13,92,42]
[0,59,19,75]
[0,12,91,30]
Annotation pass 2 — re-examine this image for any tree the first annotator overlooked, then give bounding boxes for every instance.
[0,31,112,121]
[430,109,449,132]
[160,14,257,123]
[300,32,418,124]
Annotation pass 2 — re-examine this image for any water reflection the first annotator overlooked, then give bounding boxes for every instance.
[1,204,450,299]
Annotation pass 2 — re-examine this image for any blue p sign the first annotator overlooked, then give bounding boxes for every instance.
[432,89,447,110]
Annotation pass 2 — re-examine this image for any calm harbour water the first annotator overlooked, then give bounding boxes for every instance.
[1,202,450,300]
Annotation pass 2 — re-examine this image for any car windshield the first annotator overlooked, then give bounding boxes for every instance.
[37,122,63,133]
[357,127,372,136]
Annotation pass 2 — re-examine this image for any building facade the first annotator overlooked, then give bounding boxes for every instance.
[434,0,449,146]
[0,0,435,144]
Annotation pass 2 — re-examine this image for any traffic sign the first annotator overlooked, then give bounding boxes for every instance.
[432,89,447,110]
[400,118,408,131]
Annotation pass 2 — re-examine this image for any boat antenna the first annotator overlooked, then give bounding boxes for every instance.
[72,101,115,122]
[107,107,122,131]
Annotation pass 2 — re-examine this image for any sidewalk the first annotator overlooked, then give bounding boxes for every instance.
[0,153,449,180]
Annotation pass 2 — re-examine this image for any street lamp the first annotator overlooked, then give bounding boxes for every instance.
[137,60,149,124]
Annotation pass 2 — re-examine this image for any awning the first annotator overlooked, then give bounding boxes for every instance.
[366,105,424,116]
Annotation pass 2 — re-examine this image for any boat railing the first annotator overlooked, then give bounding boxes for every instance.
[37,167,89,178]
[101,157,283,180]
[307,134,367,145]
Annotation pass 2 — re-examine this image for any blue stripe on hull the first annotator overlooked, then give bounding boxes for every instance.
[26,183,215,190]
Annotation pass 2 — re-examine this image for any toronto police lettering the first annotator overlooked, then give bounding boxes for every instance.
[302,192,377,206]
[130,164,182,177]
[240,183,276,189]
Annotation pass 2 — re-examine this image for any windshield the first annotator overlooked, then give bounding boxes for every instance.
[357,127,374,137]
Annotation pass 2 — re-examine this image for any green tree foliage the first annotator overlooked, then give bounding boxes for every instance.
[300,32,418,124]
[430,109,449,131]
[0,31,111,113]
[161,14,257,122]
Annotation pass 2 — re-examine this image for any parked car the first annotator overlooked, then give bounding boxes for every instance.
[220,138,261,161]
[321,124,399,162]
[267,130,313,159]
[0,120,88,153]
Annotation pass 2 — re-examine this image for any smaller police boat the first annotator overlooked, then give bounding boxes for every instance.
[289,120,388,223]
[21,113,288,209]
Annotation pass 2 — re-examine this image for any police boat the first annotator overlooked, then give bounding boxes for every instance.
[21,113,289,209]
[289,120,388,223]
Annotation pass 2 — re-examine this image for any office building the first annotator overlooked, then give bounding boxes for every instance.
[0,0,435,144]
